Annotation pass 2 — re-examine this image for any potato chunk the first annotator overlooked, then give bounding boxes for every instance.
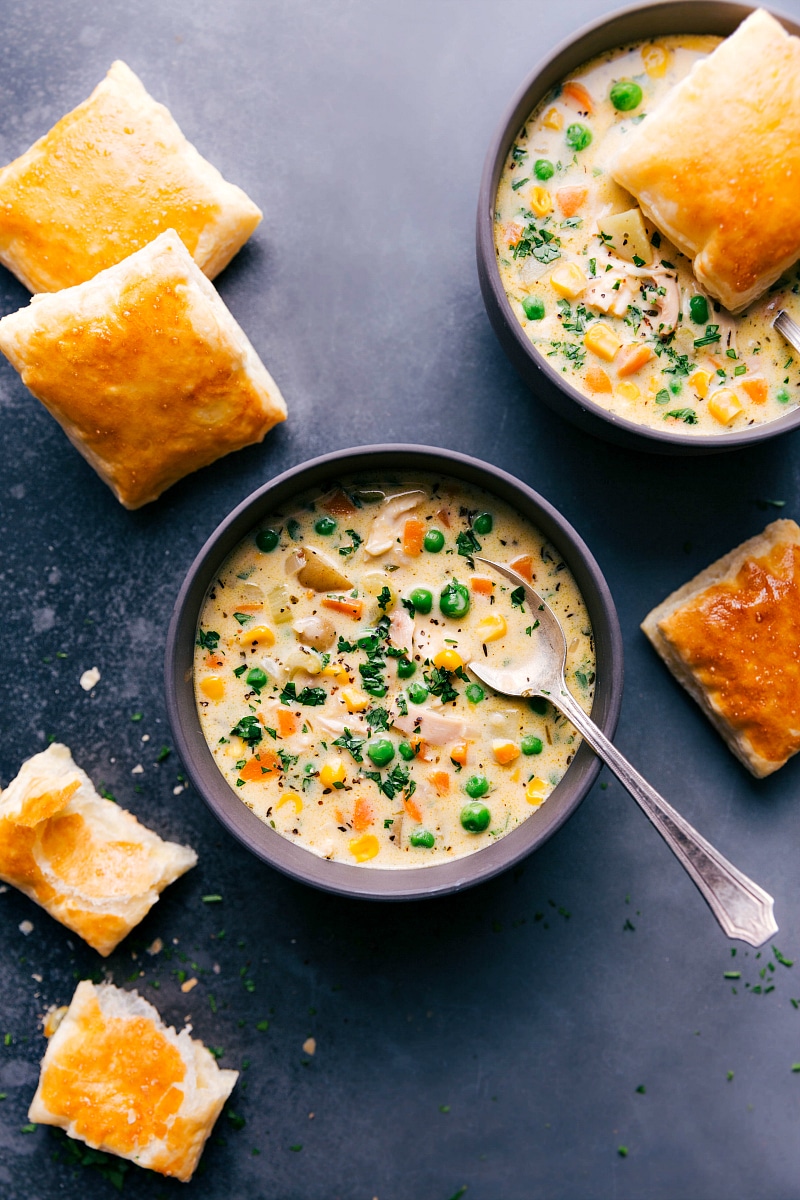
[598,208,652,264]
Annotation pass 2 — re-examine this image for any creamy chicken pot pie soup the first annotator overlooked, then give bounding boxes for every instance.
[194,476,595,867]
[494,35,800,434]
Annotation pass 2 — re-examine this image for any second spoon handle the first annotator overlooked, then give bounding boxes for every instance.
[554,684,777,947]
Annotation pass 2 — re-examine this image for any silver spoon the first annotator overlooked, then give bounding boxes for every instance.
[773,309,800,352]
[467,558,778,948]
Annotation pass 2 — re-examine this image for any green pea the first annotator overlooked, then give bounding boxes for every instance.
[522,296,545,321]
[256,528,279,553]
[777,387,791,404]
[246,667,267,691]
[460,801,491,833]
[440,579,470,619]
[410,829,435,848]
[409,587,433,614]
[408,683,429,705]
[689,294,709,324]
[464,774,489,799]
[397,657,416,679]
[424,529,445,553]
[565,123,592,152]
[314,516,337,536]
[521,735,543,756]
[366,738,395,767]
[465,683,485,704]
[398,741,416,761]
[364,681,388,698]
[609,80,643,112]
[534,158,554,180]
[473,512,493,535]
[529,696,550,715]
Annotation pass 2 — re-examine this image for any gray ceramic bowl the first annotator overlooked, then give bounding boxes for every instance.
[165,445,623,900]
[477,0,800,454]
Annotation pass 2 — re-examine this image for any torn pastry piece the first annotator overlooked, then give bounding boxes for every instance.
[29,981,238,1182]
[612,10,800,312]
[0,743,196,955]
[0,229,287,508]
[641,520,800,778]
[0,59,261,293]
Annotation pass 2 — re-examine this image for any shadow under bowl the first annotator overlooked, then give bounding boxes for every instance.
[476,0,800,455]
[165,444,623,900]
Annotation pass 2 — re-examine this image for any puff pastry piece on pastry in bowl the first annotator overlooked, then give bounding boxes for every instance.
[0,59,262,293]
[641,520,800,778]
[0,743,196,955]
[29,981,238,1182]
[0,229,287,508]
[612,10,800,313]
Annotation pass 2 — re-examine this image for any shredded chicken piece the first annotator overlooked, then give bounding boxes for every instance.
[583,274,636,319]
[393,709,472,746]
[363,491,427,557]
[389,607,414,653]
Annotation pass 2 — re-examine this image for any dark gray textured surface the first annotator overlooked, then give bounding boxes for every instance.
[1,2,800,1197]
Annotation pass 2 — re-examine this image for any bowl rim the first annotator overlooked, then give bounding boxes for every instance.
[164,444,624,900]
[476,0,800,451]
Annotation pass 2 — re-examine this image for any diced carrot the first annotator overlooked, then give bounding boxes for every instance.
[352,797,374,832]
[741,378,768,405]
[277,709,298,738]
[411,736,431,762]
[616,344,653,377]
[235,602,263,612]
[562,80,594,113]
[450,741,468,766]
[334,807,346,824]
[325,490,356,515]
[471,576,494,595]
[403,796,423,823]
[556,186,587,217]
[322,597,364,619]
[437,507,451,528]
[403,517,425,556]
[239,751,281,782]
[504,223,524,247]
[585,366,612,393]
[429,770,450,796]
[509,555,533,581]
[205,653,225,669]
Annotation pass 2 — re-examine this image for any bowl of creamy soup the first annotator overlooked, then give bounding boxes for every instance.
[477,1,800,453]
[165,446,622,899]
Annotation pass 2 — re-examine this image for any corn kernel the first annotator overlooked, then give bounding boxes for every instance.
[276,792,303,814]
[433,648,464,671]
[529,186,552,217]
[616,381,640,402]
[550,262,587,299]
[525,777,548,806]
[476,614,508,643]
[493,739,520,765]
[242,624,275,647]
[689,369,711,399]
[543,107,563,130]
[199,675,225,701]
[349,834,380,863]
[319,758,346,789]
[584,322,622,362]
[321,662,349,681]
[342,687,369,713]
[642,43,669,77]
[708,388,743,425]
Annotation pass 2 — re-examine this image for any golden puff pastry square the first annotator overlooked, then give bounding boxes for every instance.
[641,520,800,778]
[0,229,287,508]
[29,981,238,1182]
[613,10,800,313]
[0,743,197,955]
[0,59,262,293]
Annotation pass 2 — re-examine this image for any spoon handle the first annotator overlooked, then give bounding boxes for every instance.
[554,686,777,947]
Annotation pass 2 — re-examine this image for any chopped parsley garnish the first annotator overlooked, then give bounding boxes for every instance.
[233,612,251,626]
[339,529,363,558]
[233,664,248,677]
[277,748,299,771]
[511,175,530,191]
[512,219,561,264]
[693,324,721,348]
[230,716,263,746]
[511,143,527,162]
[376,586,392,611]
[664,408,698,424]
[366,707,391,730]
[456,529,482,558]
[196,628,220,651]
[333,728,366,762]
[279,682,327,706]
[337,635,357,653]
[286,518,302,541]
[423,665,459,704]
[655,388,670,405]
[510,586,526,607]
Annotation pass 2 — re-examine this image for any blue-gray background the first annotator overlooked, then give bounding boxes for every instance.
[1,1,800,1197]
